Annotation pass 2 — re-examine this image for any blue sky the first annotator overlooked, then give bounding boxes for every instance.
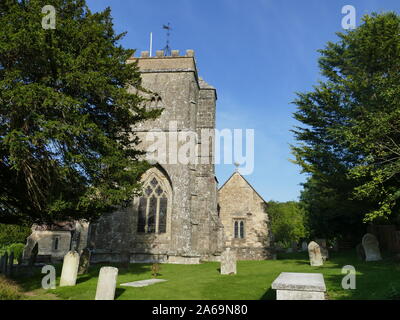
[87,0,399,202]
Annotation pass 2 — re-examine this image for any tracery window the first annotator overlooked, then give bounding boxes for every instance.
[137,176,169,234]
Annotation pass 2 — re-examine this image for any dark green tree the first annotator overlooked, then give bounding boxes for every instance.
[267,201,308,247]
[0,224,31,247]
[293,12,400,230]
[0,0,160,225]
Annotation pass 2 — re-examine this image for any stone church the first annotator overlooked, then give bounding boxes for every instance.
[23,50,274,264]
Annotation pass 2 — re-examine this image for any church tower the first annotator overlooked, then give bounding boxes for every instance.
[88,50,224,264]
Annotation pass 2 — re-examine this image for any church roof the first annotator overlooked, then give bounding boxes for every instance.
[218,171,267,203]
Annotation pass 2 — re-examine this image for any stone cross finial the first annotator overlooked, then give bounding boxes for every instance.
[234,162,240,172]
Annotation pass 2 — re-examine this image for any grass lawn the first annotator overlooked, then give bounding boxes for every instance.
[9,250,400,300]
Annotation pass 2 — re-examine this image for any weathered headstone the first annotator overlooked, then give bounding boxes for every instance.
[7,252,14,277]
[28,243,38,267]
[121,279,167,288]
[220,248,237,275]
[95,267,119,300]
[78,248,91,275]
[60,251,80,287]
[316,239,329,261]
[71,229,81,252]
[356,243,366,261]
[308,241,324,266]
[301,241,308,252]
[272,272,326,300]
[22,236,37,262]
[362,233,382,262]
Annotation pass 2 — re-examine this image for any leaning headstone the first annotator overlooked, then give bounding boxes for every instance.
[220,248,237,275]
[95,267,119,300]
[356,243,366,261]
[60,251,80,287]
[28,243,38,267]
[7,252,14,277]
[308,241,324,266]
[78,248,91,275]
[301,241,308,252]
[22,236,37,262]
[316,239,329,261]
[362,233,382,262]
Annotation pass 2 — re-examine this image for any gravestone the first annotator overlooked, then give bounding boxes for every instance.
[308,241,324,266]
[291,241,298,252]
[78,248,91,275]
[220,248,237,275]
[316,239,329,261]
[356,243,366,261]
[272,272,326,300]
[301,241,308,252]
[362,233,382,262]
[60,251,80,287]
[95,267,119,300]
[7,252,14,277]
[28,243,38,267]
[22,236,37,262]
[121,279,167,288]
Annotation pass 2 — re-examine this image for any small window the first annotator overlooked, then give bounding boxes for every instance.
[53,236,60,251]
[234,220,245,239]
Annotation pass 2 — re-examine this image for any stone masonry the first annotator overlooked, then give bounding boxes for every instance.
[88,50,224,264]
[218,172,274,260]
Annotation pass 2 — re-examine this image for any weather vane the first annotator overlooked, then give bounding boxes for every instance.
[162,23,172,56]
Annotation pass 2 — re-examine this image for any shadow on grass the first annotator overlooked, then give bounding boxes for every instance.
[260,288,275,300]
[13,262,155,294]
[115,288,126,299]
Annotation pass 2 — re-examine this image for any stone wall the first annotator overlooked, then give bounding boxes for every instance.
[89,50,223,264]
[218,172,274,260]
[25,230,71,261]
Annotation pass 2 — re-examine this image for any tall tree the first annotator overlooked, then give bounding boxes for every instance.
[293,12,400,229]
[0,0,160,225]
[267,201,308,247]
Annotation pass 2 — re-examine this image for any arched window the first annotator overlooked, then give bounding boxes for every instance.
[137,173,170,234]
[234,220,245,239]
